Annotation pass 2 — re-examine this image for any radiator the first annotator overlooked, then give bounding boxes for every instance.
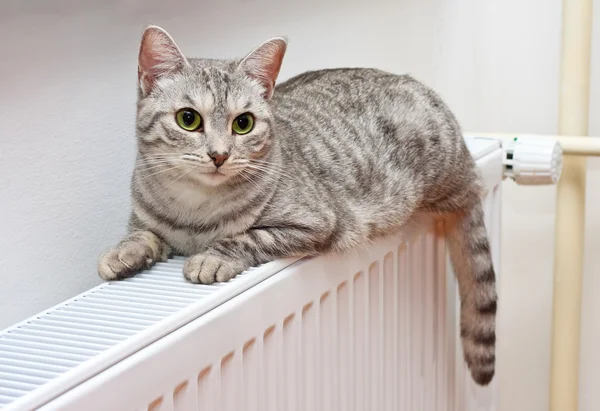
[0,137,503,411]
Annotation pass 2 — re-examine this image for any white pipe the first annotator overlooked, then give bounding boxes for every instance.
[556,138,600,156]
[465,133,600,156]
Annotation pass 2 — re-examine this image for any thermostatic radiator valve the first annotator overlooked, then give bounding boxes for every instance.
[502,135,563,185]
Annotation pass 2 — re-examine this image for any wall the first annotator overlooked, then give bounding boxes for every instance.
[0,0,598,410]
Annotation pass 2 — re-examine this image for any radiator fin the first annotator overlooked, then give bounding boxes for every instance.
[0,257,294,410]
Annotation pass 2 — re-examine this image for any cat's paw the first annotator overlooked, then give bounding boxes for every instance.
[183,254,241,284]
[98,232,168,281]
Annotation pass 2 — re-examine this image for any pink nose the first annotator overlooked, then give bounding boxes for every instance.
[209,153,229,168]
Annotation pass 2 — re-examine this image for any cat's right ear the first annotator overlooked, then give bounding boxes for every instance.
[138,26,188,97]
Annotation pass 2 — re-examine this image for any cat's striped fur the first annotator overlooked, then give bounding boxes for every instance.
[98,26,497,385]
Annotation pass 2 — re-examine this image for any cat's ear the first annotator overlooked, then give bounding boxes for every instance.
[138,25,188,96]
[239,37,287,99]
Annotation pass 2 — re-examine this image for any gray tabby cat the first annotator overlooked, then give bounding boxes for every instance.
[98,26,497,385]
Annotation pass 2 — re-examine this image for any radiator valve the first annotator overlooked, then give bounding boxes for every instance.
[502,136,563,185]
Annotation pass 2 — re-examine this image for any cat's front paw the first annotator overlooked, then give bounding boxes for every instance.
[183,253,241,284]
[98,231,169,281]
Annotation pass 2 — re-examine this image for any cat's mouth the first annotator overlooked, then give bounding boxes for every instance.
[174,161,240,187]
[193,168,233,187]
[205,166,232,175]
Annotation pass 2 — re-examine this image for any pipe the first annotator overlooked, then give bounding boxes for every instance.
[464,133,600,156]
[555,138,600,156]
[551,0,592,409]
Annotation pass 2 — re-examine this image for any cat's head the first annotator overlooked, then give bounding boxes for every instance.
[135,26,287,187]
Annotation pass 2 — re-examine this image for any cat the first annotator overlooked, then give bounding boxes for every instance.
[98,25,497,385]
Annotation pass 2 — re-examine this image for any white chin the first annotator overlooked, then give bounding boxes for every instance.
[195,172,232,187]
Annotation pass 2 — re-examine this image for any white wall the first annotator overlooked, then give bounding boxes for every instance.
[0,0,598,410]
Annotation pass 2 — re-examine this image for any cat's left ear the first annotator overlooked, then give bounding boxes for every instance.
[239,37,288,99]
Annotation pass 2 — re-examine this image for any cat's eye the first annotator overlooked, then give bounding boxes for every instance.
[175,108,202,131]
[232,113,254,135]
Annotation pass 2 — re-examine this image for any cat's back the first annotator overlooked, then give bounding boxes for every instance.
[274,68,434,114]
[272,67,456,134]
[275,67,394,93]
[273,67,413,112]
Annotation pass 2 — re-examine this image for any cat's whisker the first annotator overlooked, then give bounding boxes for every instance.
[166,165,197,187]
[221,167,273,187]
[242,164,279,179]
[134,157,185,166]
[245,164,294,180]
[132,165,180,183]
[135,159,179,166]
[134,166,172,175]
[247,158,293,170]
[138,155,183,161]
[239,170,263,190]
[248,159,294,173]
[229,159,251,165]
[242,169,283,188]
[141,153,185,157]
[246,159,280,165]
[134,163,181,173]
[135,160,177,168]
[251,165,287,179]
[135,161,175,169]
[135,156,195,170]
[247,159,303,172]
[237,170,256,187]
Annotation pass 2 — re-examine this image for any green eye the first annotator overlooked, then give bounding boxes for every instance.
[232,113,254,135]
[176,108,202,131]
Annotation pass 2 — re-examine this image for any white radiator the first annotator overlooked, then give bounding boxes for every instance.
[0,137,503,411]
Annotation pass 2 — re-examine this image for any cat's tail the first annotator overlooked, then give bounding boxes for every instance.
[445,200,497,385]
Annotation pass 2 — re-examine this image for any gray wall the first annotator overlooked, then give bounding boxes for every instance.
[1,1,600,410]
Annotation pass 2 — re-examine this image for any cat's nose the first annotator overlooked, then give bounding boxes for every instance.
[209,152,229,168]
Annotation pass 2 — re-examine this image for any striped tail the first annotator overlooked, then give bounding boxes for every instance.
[445,200,497,385]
